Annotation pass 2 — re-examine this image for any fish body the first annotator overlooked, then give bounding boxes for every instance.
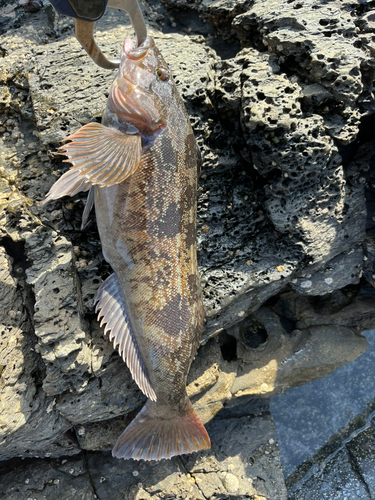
[44,36,210,460]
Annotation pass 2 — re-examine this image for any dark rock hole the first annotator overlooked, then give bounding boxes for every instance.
[219,332,237,362]
[241,326,268,348]
[0,237,30,272]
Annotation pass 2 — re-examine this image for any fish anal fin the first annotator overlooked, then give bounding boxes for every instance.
[95,273,156,402]
[112,399,211,461]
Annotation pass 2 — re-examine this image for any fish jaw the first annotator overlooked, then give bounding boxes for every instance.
[107,36,172,135]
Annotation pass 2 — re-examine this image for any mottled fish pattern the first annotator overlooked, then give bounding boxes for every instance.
[44,36,210,460]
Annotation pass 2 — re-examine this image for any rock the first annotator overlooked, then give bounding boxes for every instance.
[270,330,375,493]
[289,245,363,295]
[0,246,77,461]
[284,399,375,498]
[272,285,375,333]
[215,46,366,273]
[0,455,96,500]
[288,448,371,500]
[0,409,286,500]
[227,307,369,399]
[347,426,375,497]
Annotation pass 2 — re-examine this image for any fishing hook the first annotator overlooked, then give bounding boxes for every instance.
[49,0,147,69]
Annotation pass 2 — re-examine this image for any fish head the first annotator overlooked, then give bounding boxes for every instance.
[108,36,174,136]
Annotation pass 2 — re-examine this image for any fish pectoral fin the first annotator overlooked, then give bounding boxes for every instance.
[43,123,141,203]
[42,168,93,204]
[95,273,156,402]
[62,123,142,186]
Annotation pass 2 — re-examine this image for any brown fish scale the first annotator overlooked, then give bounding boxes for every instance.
[95,119,204,409]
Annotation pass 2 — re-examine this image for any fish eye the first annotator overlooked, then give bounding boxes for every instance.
[156,68,168,81]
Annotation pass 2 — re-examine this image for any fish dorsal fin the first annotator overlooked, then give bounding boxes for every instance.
[95,273,156,402]
[43,123,141,203]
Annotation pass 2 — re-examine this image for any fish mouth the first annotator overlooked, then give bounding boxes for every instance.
[113,36,165,133]
[122,36,155,60]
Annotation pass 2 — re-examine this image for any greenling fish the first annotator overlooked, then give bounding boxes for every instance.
[44,36,210,460]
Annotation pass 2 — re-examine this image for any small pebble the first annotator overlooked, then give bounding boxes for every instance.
[269,438,275,445]
[133,470,139,477]
[25,478,30,484]
[100,477,106,483]
[222,473,239,493]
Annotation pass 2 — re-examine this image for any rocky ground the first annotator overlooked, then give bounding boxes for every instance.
[0,0,375,498]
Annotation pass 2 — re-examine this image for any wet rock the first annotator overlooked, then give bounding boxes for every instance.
[227,307,369,398]
[271,330,375,491]
[0,455,95,499]
[347,426,375,497]
[283,390,375,497]
[19,0,43,13]
[289,447,371,500]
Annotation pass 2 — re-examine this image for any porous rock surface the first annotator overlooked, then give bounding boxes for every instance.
[0,0,375,497]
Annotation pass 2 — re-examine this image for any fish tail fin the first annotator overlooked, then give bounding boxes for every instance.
[112,399,210,461]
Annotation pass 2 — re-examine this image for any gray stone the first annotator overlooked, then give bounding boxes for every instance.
[216,47,367,272]
[289,245,364,296]
[0,456,96,500]
[272,285,375,334]
[228,307,369,399]
[185,412,288,500]
[347,425,375,498]
[288,448,371,500]
[270,330,375,482]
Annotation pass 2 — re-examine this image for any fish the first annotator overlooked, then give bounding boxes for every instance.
[43,36,210,461]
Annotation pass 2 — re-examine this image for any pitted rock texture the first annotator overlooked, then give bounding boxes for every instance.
[215,47,367,273]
